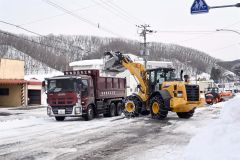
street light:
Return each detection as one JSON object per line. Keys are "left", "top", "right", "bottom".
{"left": 216, "top": 29, "right": 240, "bottom": 78}
{"left": 216, "top": 29, "right": 240, "bottom": 35}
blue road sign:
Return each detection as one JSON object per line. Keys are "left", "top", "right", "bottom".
{"left": 191, "top": 0, "right": 209, "bottom": 14}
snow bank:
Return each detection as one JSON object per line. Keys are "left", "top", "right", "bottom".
{"left": 184, "top": 94, "right": 240, "bottom": 160}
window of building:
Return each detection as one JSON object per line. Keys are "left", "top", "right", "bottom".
{"left": 0, "top": 88, "right": 9, "bottom": 96}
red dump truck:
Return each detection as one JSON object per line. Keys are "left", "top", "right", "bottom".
{"left": 45, "top": 70, "right": 126, "bottom": 121}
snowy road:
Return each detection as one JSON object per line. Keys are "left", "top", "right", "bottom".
{"left": 0, "top": 104, "right": 221, "bottom": 160}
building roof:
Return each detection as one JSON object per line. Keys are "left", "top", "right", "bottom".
{"left": 0, "top": 79, "right": 43, "bottom": 85}
{"left": 0, "top": 79, "right": 27, "bottom": 85}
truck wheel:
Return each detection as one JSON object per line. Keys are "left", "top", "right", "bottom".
{"left": 124, "top": 96, "right": 142, "bottom": 117}
{"left": 116, "top": 102, "right": 123, "bottom": 116}
{"left": 84, "top": 105, "right": 94, "bottom": 121}
{"left": 149, "top": 95, "right": 168, "bottom": 120}
{"left": 103, "top": 103, "right": 116, "bottom": 117}
{"left": 55, "top": 116, "right": 65, "bottom": 121}
{"left": 109, "top": 103, "right": 116, "bottom": 117}
{"left": 177, "top": 109, "right": 195, "bottom": 119}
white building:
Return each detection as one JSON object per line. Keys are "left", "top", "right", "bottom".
{"left": 69, "top": 54, "right": 173, "bottom": 95}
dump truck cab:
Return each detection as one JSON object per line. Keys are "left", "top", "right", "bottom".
{"left": 45, "top": 74, "right": 94, "bottom": 120}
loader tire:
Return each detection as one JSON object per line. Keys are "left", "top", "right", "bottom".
{"left": 150, "top": 95, "right": 168, "bottom": 120}
{"left": 124, "top": 96, "right": 142, "bottom": 118}
{"left": 177, "top": 109, "right": 195, "bottom": 119}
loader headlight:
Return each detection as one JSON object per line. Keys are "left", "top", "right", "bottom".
{"left": 177, "top": 91, "right": 183, "bottom": 97}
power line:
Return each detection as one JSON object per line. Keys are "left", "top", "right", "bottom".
{"left": 103, "top": 0, "right": 145, "bottom": 24}
{"left": 91, "top": 0, "right": 136, "bottom": 26}
{"left": 43, "top": 0, "right": 122, "bottom": 37}
{"left": 0, "top": 19, "right": 85, "bottom": 53}
{"left": 97, "top": 0, "right": 139, "bottom": 25}
{"left": 0, "top": 30, "right": 75, "bottom": 54}
{"left": 19, "top": 3, "right": 99, "bottom": 26}
{"left": 155, "top": 30, "right": 216, "bottom": 34}
{"left": 211, "top": 42, "right": 240, "bottom": 52}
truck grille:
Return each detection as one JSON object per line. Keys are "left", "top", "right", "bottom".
{"left": 50, "top": 97, "right": 75, "bottom": 105}
{"left": 52, "top": 106, "right": 73, "bottom": 114}
{"left": 185, "top": 85, "right": 199, "bottom": 101}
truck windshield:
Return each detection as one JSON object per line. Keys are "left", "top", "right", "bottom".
{"left": 47, "top": 79, "right": 75, "bottom": 93}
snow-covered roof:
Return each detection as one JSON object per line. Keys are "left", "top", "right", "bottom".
{"left": 69, "top": 59, "right": 103, "bottom": 67}
{"left": 24, "top": 72, "right": 63, "bottom": 81}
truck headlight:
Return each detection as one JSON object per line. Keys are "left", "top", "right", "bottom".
{"left": 75, "top": 107, "right": 81, "bottom": 114}
{"left": 177, "top": 91, "right": 183, "bottom": 97}
{"left": 47, "top": 107, "right": 51, "bottom": 115}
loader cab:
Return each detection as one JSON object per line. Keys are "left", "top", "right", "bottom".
{"left": 148, "top": 67, "right": 176, "bottom": 93}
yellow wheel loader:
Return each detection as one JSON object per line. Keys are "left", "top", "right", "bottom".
{"left": 104, "top": 51, "right": 204, "bottom": 119}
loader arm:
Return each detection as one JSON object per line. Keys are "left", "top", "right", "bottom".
{"left": 104, "top": 51, "right": 148, "bottom": 102}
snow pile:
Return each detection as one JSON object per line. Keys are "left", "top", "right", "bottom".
{"left": 184, "top": 94, "right": 240, "bottom": 160}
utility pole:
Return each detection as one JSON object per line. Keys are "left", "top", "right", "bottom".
{"left": 137, "top": 24, "right": 156, "bottom": 68}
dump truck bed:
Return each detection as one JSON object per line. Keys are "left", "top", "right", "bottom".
{"left": 64, "top": 70, "right": 126, "bottom": 99}
{"left": 95, "top": 77, "right": 126, "bottom": 99}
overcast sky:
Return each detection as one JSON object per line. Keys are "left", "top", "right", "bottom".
{"left": 0, "top": 0, "right": 240, "bottom": 61}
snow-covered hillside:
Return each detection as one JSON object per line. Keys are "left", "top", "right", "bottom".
{"left": 1, "top": 46, "right": 60, "bottom": 75}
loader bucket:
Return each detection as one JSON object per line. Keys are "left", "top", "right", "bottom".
{"left": 103, "top": 52, "right": 125, "bottom": 72}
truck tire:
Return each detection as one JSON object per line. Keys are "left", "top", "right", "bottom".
{"left": 149, "top": 95, "right": 168, "bottom": 120}
{"left": 103, "top": 103, "right": 116, "bottom": 117}
{"left": 176, "top": 109, "right": 195, "bottom": 119}
{"left": 109, "top": 103, "right": 116, "bottom": 117}
{"left": 84, "top": 105, "right": 94, "bottom": 121}
{"left": 55, "top": 116, "right": 65, "bottom": 121}
{"left": 116, "top": 102, "right": 123, "bottom": 116}
{"left": 124, "top": 96, "right": 142, "bottom": 117}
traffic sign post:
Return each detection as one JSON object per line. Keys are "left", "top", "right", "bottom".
{"left": 191, "top": 0, "right": 240, "bottom": 14}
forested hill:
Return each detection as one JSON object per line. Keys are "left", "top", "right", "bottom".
{"left": 0, "top": 30, "right": 223, "bottom": 75}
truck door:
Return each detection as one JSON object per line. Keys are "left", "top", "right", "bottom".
{"left": 81, "top": 79, "right": 95, "bottom": 107}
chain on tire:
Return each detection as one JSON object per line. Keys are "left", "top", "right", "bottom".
{"left": 123, "top": 96, "right": 141, "bottom": 118}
